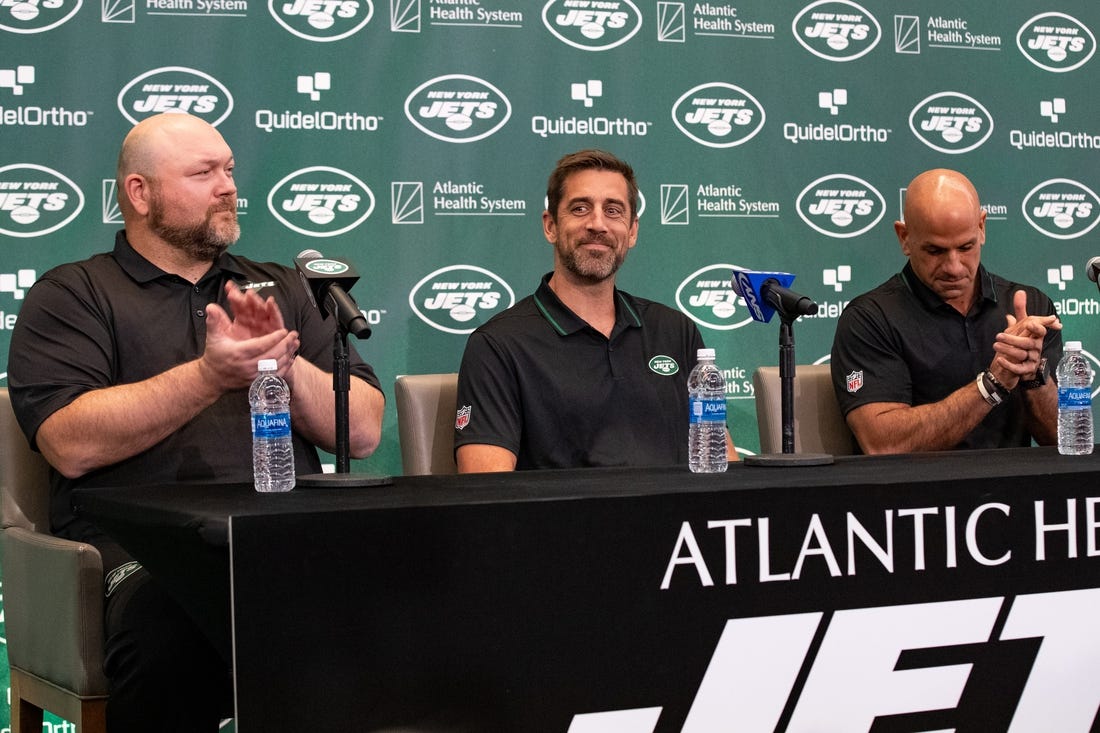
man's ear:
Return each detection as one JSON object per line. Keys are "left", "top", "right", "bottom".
{"left": 894, "top": 220, "right": 909, "bottom": 256}
{"left": 124, "top": 174, "right": 151, "bottom": 217}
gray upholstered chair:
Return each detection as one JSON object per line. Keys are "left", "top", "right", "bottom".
{"left": 752, "top": 364, "right": 856, "bottom": 456}
{"left": 394, "top": 373, "right": 459, "bottom": 475}
{"left": 0, "top": 388, "right": 108, "bottom": 733}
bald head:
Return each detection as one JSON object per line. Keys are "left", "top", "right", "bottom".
{"left": 895, "top": 169, "right": 987, "bottom": 312}
{"left": 117, "top": 113, "right": 224, "bottom": 187}
{"left": 902, "top": 168, "right": 982, "bottom": 229}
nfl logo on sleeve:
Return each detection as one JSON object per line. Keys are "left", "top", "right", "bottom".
{"left": 846, "top": 370, "right": 864, "bottom": 393}
{"left": 455, "top": 405, "right": 472, "bottom": 430}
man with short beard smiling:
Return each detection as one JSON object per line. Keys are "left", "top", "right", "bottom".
{"left": 8, "top": 112, "right": 385, "bottom": 732}
{"left": 455, "top": 149, "right": 737, "bottom": 473}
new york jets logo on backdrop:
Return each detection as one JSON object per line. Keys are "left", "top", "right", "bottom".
{"left": 267, "top": 166, "right": 375, "bottom": 237}
{"left": 0, "top": 163, "right": 84, "bottom": 238}
{"left": 405, "top": 74, "right": 512, "bottom": 143}
{"left": 908, "top": 92, "right": 994, "bottom": 154}
{"left": 0, "top": 0, "right": 81, "bottom": 32}
{"left": 796, "top": 174, "right": 885, "bottom": 239}
{"left": 675, "top": 264, "right": 754, "bottom": 331}
{"left": 541, "top": 0, "right": 642, "bottom": 51}
{"left": 270, "top": 0, "right": 374, "bottom": 41}
{"left": 792, "top": 0, "right": 881, "bottom": 62}
{"left": 671, "top": 82, "right": 766, "bottom": 149}
{"left": 1021, "top": 179, "right": 1100, "bottom": 240}
{"left": 1016, "top": 12, "right": 1096, "bottom": 73}
{"left": 409, "top": 265, "right": 515, "bottom": 334}
{"left": 117, "top": 67, "right": 234, "bottom": 126}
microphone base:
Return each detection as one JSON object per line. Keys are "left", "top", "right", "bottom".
{"left": 743, "top": 452, "right": 834, "bottom": 467}
{"left": 295, "top": 472, "right": 394, "bottom": 488}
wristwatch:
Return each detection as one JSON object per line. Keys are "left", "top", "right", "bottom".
{"left": 1019, "top": 358, "right": 1048, "bottom": 391}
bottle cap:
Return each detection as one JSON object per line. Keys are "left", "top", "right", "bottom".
{"left": 697, "top": 347, "right": 715, "bottom": 360}
{"left": 1066, "top": 341, "right": 1083, "bottom": 351}
{"left": 257, "top": 358, "right": 278, "bottom": 372}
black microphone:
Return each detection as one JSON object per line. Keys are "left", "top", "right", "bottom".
{"left": 295, "top": 249, "right": 372, "bottom": 339}
{"left": 730, "top": 269, "right": 819, "bottom": 323}
{"left": 1086, "top": 256, "right": 1100, "bottom": 284}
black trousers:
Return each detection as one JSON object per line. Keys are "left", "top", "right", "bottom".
{"left": 103, "top": 564, "right": 233, "bottom": 732}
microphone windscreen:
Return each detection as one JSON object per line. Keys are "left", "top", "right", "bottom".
{"left": 1086, "top": 256, "right": 1100, "bottom": 283}
{"left": 297, "top": 248, "right": 323, "bottom": 261}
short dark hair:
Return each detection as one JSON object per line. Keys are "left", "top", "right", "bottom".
{"left": 546, "top": 149, "right": 638, "bottom": 223}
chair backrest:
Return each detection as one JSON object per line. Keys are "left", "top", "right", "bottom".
{"left": 0, "top": 388, "right": 51, "bottom": 532}
{"left": 394, "top": 373, "right": 459, "bottom": 475}
{"left": 752, "top": 365, "right": 855, "bottom": 456}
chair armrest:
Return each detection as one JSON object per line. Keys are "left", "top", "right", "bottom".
{"left": 1, "top": 526, "right": 108, "bottom": 695}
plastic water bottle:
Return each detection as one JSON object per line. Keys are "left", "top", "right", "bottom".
{"left": 1057, "top": 341, "right": 1094, "bottom": 456}
{"left": 688, "top": 348, "right": 728, "bottom": 473}
{"left": 249, "top": 359, "right": 296, "bottom": 491}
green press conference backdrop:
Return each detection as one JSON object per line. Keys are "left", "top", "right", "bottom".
{"left": 3, "top": 0, "right": 1100, "bottom": 728}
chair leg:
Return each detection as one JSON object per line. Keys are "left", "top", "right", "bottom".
{"left": 78, "top": 698, "right": 108, "bottom": 733}
{"left": 10, "top": 674, "right": 44, "bottom": 733}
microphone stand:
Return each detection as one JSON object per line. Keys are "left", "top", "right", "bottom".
{"left": 744, "top": 311, "right": 833, "bottom": 467}
{"left": 296, "top": 314, "right": 393, "bottom": 488}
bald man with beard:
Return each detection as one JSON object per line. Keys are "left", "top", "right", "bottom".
{"left": 8, "top": 112, "right": 385, "bottom": 731}
{"left": 830, "top": 168, "right": 1061, "bottom": 454}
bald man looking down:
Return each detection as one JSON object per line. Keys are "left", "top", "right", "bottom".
{"left": 830, "top": 168, "right": 1061, "bottom": 454}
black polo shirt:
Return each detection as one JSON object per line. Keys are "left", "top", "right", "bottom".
{"left": 8, "top": 230, "right": 381, "bottom": 568}
{"left": 830, "top": 262, "right": 1061, "bottom": 450}
{"left": 455, "top": 272, "right": 707, "bottom": 469}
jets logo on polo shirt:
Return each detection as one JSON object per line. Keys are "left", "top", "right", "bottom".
{"left": 649, "top": 355, "right": 679, "bottom": 376}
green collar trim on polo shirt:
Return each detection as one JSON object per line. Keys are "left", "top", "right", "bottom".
{"left": 532, "top": 292, "right": 569, "bottom": 336}
{"left": 532, "top": 280, "right": 645, "bottom": 337}
{"left": 616, "top": 290, "right": 643, "bottom": 327}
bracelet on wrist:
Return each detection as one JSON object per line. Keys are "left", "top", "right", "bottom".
{"left": 976, "top": 371, "right": 1004, "bottom": 407}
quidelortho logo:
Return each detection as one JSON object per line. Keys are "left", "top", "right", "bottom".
{"left": 0, "top": 0, "right": 81, "bottom": 32}
{"left": 792, "top": 0, "right": 880, "bottom": 61}
{"left": 0, "top": 65, "right": 93, "bottom": 128}
{"left": 1017, "top": 12, "right": 1096, "bottom": 73}
{"left": 117, "top": 67, "right": 233, "bottom": 126}
{"left": 796, "top": 174, "right": 885, "bottom": 238}
{"left": 541, "top": 0, "right": 642, "bottom": 51}
{"left": 908, "top": 92, "right": 993, "bottom": 154}
{"left": 675, "top": 264, "right": 754, "bottom": 331}
{"left": 269, "top": 0, "right": 373, "bottom": 40}
{"left": 1021, "top": 179, "right": 1100, "bottom": 240}
{"left": 0, "top": 164, "right": 84, "bottom": 238}
{"left": 267, "top": 166, "right": 375, "bottom": 237}
{"left": 532, "top": 79, "right": 651, "bottom": 139}
{"left": 672, "top": 82, "right": 765, "bottom": 148}
{"left": 405, "top": 74, "right": 511, "bottom": 143}
{"left": 408, "top": 265, "right": 515, "bottom": 334}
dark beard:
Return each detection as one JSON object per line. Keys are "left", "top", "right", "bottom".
{"left": 149, "top": 198, "right": 239, "bottom": 262}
